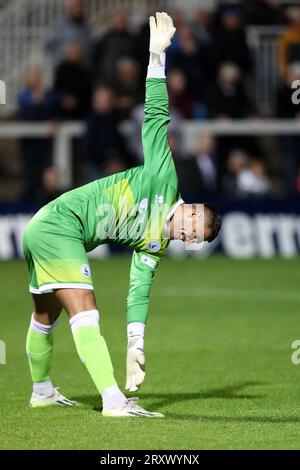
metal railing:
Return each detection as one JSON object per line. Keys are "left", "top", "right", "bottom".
{"left": 247, "top": 26, "right": 284, "bottom": 116}
{"left": 0, "top": 119, "right": 299, "bottom": 189}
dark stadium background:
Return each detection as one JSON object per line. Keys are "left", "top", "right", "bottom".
{"left": 1, "top": 0, "right": 300, "bottom": 451}
{"left": 0, "top": 0, "right": 300, "bottom": 260}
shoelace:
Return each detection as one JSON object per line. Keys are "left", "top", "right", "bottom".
{"left": 123, "top": 397, "right": 139, "bottom": 410}
{"left": 53, "top": 387, "right": 77, "bottom": 404}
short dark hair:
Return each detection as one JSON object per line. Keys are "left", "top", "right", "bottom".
{"left": 203, "top": 203, "right": 222, "bottom": 243}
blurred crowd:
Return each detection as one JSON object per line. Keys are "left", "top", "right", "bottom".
{"left": 15, "top": 0, "right": 300, "bottom": 203}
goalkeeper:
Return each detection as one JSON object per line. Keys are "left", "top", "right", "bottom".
{"left": 23, "top": 12, "right": 222, "bottom": 418}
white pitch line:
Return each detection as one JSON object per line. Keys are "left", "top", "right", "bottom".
{"left": 162, "top": 287, "right": 300, "bottom": 303}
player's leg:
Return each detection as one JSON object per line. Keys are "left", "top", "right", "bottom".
{"left": 23, "top": 210, "right": 162, "bottom": 416}
{"left": 54, "top": 288, "right": 163, "bottom": 417}
{"left": 26, "top": 293, "right": 77, "bottom": 407}
{"left": 26, "top": 293, "right": 60, "bottom": 398}
{"left": 54, "top": 288, "right": 127, "bottom": 412}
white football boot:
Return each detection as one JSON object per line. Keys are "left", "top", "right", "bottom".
{"left": 30, "top": 388, "right": 78, "bottom": 408}
{"left": 102, "top": 397, "right": 164, "bottom": 418}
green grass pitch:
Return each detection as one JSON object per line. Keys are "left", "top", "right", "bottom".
{"left": 1, "top": 256, "right": 300, "bottom": 450}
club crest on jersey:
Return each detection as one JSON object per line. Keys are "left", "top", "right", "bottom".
{"left": 138, "top": 198, "right": 148, "bottom": 213}
{"left": 147, "top": 241, "right": 161, "bottom": 252}
{"left": 80, "top": 264, "right": 91, "bottom": 278}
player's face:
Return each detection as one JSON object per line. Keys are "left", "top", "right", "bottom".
{"left": 173, "top": 204, "right": 207, "bottom": 245}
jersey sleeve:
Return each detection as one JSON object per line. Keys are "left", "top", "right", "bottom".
{"left": 142, "top": 78, "right": 176, "bottom": 181}
{"left": 127, "top": 250, "right": 161, "bottom": 325}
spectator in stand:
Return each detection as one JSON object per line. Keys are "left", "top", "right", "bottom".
{"left": 112, "top": 57, "right": 144, "bottom": 119}
{"left": 18, "top": 65, "right": 58, "bottom": 201}
{"left": 277, "top": 6, "right": 300, "bottom": 80}
{"left": 192, "top": 7, "right": 215, "bottom": 46}
{"left": 206, "top": 63, "right": 254, "bottom": 119}
{"left": 175, "top": 132, "right": 217, "bottom": 200}
{"left": 222, "top": 149, "right": 248, "bottom": 197}
{"left": 54, "top": 41, "right": 92, "bottom": 120}
{"left": 168, "top": 69, "right": 195, "bottom": 119}
{"left": 212, "top": 5, "right": 251, "bottom": 74}
{"left": 192, "top": 132, "right": 217, "bottom": 195}
{"left": 45, "top": 0, "right": 91, "bottom": 65}
{"left": 243, "top": 0, "right": 284, "bottom": 26}
{"left": 36, "top": 166, "right": 63, "bottom": 205}
{"left": 92, "top": 9, "right": 136, "bottom": 82}
{"left": 167, "top": 25, "right": 213, "bottom": 100}
{"left": 85, "top": 86, "right": 128, "bottom": 180}
{"left": 276, "top": 62, "right": 300, "bottom": 195}
{"left": 206, "top": 62, "right": 258, "bottom": 183}
{"left": 237, "top": 158, "right": 271, "bottom": 197}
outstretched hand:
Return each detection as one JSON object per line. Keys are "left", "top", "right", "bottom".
{"left": 149, "top": 12, "right": 176, "bottom": 55}
{"left": 126, "top": 336, "right": 146, "bottom": 392}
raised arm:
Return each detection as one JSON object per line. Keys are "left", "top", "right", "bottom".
{"left": 125, "top": 13, "right": 176, "bottom": 393}
{"left": 142, "top": 12, "right": 176, "bottom": 177}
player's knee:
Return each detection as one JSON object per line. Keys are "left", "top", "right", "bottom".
{"left": 69, "top": 310, "right": 100, "bottom": 333}
{"left": 54, "top": 288, "right": 96, "bottom": 317}
{"left": 29, "top": 313, "right": 60, "bottom": 335}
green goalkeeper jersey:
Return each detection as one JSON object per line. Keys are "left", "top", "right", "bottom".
{"left": 41, "top": 79, "right": 181, "bottom": 323}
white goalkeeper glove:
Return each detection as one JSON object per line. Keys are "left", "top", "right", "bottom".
{"left": 148, "top": 12, "right": 176, "bottom": 69}
{"left": 126, "top": 330, "right": 145, "bottom": 392}
{"left": 149, "top": 12, "right": 176, "bottom": 55}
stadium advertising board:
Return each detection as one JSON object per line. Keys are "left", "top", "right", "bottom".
{"left": 0, "top": 200, "right": 299, "bottom": 259}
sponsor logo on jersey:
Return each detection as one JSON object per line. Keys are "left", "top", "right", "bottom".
{"left": 147, "top": 241, "right": 161, "bottom": 252}
{"left": 140, "top": 255, "right": 157, "bottom": 269}
{"left": 80, "top": 264, "right": 91, "bottom": 278}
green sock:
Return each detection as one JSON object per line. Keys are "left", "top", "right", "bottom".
{"left": 71, "top": 325, "right": 117, "bottom": 392}
{"left": 26, "top": 329, "right": 53, "bottom": 383}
